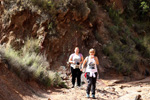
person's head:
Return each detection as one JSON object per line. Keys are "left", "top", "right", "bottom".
{"left": 89, "top": 48, "right": 95, "bottom": 56}
{"left": 74, "top": 47, "right": 79, "bottom": 54}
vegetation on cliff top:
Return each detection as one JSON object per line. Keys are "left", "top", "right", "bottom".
{"left": 101, "top": 0, "right": 150, "bottom": 75}
{"left": 2, "top": 0, "right": 150, "bottom": 76}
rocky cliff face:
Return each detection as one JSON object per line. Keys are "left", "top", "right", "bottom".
{"left": 0, "top": 0, "right": 111, "bottom": 70}
{"left": 0, "top": 0, "right": 149, "bottom": 79}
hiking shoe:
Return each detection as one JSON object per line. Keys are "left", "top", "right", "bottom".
{"left": 77, "top": 86, "right": 81, "bottom": 89}
{"left": 86, "top": 94, "right": 90, "bottom": 98}
{"left": 71, "top": 85, "right": 74, "bottom": 88}
{"left": 92, "top": 95, "right": 96, "bottom": 99}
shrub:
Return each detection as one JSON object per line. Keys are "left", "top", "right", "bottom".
{"left": 140, "top": 1, "right": 149, "bottom": 13}
{"left": 30, "top": 0, "right": 69, "bottom": 15}
{"left": 134, "top": 36, "right": 150, "bottom": 58}
{"left": 107, "top": 25, "right": 119, "bottom": 38}
{"left": 71, "top": 0, "right": 90, "bottom": 21}
{"left": 102, "top": 40, "right": 138, "bottom": 75}
{"left": 87, "top": 0, "right": 99, "bottom": 22}
{"left": 30, "top": 0, "right": 55, "bottom": 11}
{"left": 123, "top": 0, "right": 150, "bottom": 21}
{"left": 0, "top": 38, "right": 66, "bottom": 87}
{"left": 22, "top": 38, "right": 41, "bottom": 54}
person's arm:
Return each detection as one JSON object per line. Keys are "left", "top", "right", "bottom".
{"left": 81, "top": 57, "right": 87, "bottom": 71}
{"left": 69, "top": 54, "right": 75, "bottom": 64}
{"left": 95, "top": 56, "right": 99, "bottom": 65}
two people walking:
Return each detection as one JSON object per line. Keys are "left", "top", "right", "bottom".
{"left": 69, "top": 47, "right": 100, "bottom": 99}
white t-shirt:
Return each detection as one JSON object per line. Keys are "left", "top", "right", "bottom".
{"left": 86, "top": 57, "right": 97, "bottom": 73}
{"left": 69, "top": 53, "right": 82, "bottom": 69}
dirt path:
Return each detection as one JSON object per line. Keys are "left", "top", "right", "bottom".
{"left": 49, "top": 76, "right": 150, "bottom": 100}
{"left": 1, "top": 60, "right": 150, "bottom": 100}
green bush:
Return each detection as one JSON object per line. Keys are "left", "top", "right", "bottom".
{"left": 0, "top": 38, "right": 66, "bottom": 87}
{"left": 123, "top": 0, "right": 150, "bottom": 21}
{"left": 22, "top": 38, "right": 40, "bottom": 54}
{"left": 30, "top": 0, "right": 69, "bottom": 14}
{"left": 140, "top": 1, "right": 149, "bottom": 13}
{"left": 104, "top": 3, "right": 123, "bottom": 25}
{"left": 102, "top": 40, "right": 138, "bottom": 75}
{"left": 107, "top": 25, "right": 119, "bottom": 38}
{"left": 30, "top": 0, "right": 55, "bottom": 11}
{"left": 71, "top": 0, "right": 90, "bottom": 21}
{"left": 134, "top": 36, "right": 150, "bottom": 58}
{"left": 87, "top": 0, "right": 99, "bottom": 22}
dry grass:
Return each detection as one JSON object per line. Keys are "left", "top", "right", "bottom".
{"left": 0, "top": 38, "right": 66, "bottom": 87}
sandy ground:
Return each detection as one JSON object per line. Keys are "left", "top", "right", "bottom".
{"left": 1, "top": 63, "right": 150, "bottom": 100}
{"left": 49, "top": 76, "right": 150, "bottom": 100}
{"left": 0, "top": 62, "right": 51, "bottom": 100}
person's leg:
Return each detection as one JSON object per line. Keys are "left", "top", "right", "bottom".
{"left": 77, "top": 68, "right": 81, "bottom": 86}
{"left": 86, "top": 72, "right": 92, "bottom": 96}
{"left": 91, "top": 73, "right": 97, "bottom": 98}
{"left": 71, "top": 67, "right": 75, "bottom": 87}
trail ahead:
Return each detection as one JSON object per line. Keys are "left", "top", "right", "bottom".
{"left": 1, "top": 60, "right": 150, "bottom": 100}
{"left": 50, "top": 75, "right": 150, "bottom": 100}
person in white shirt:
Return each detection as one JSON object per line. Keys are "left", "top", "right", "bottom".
{"left": 81, "top": 48, "right": 99, "bottom": 99}
{"left": 69, "top": 47, "right": 84, "bottom": 88}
